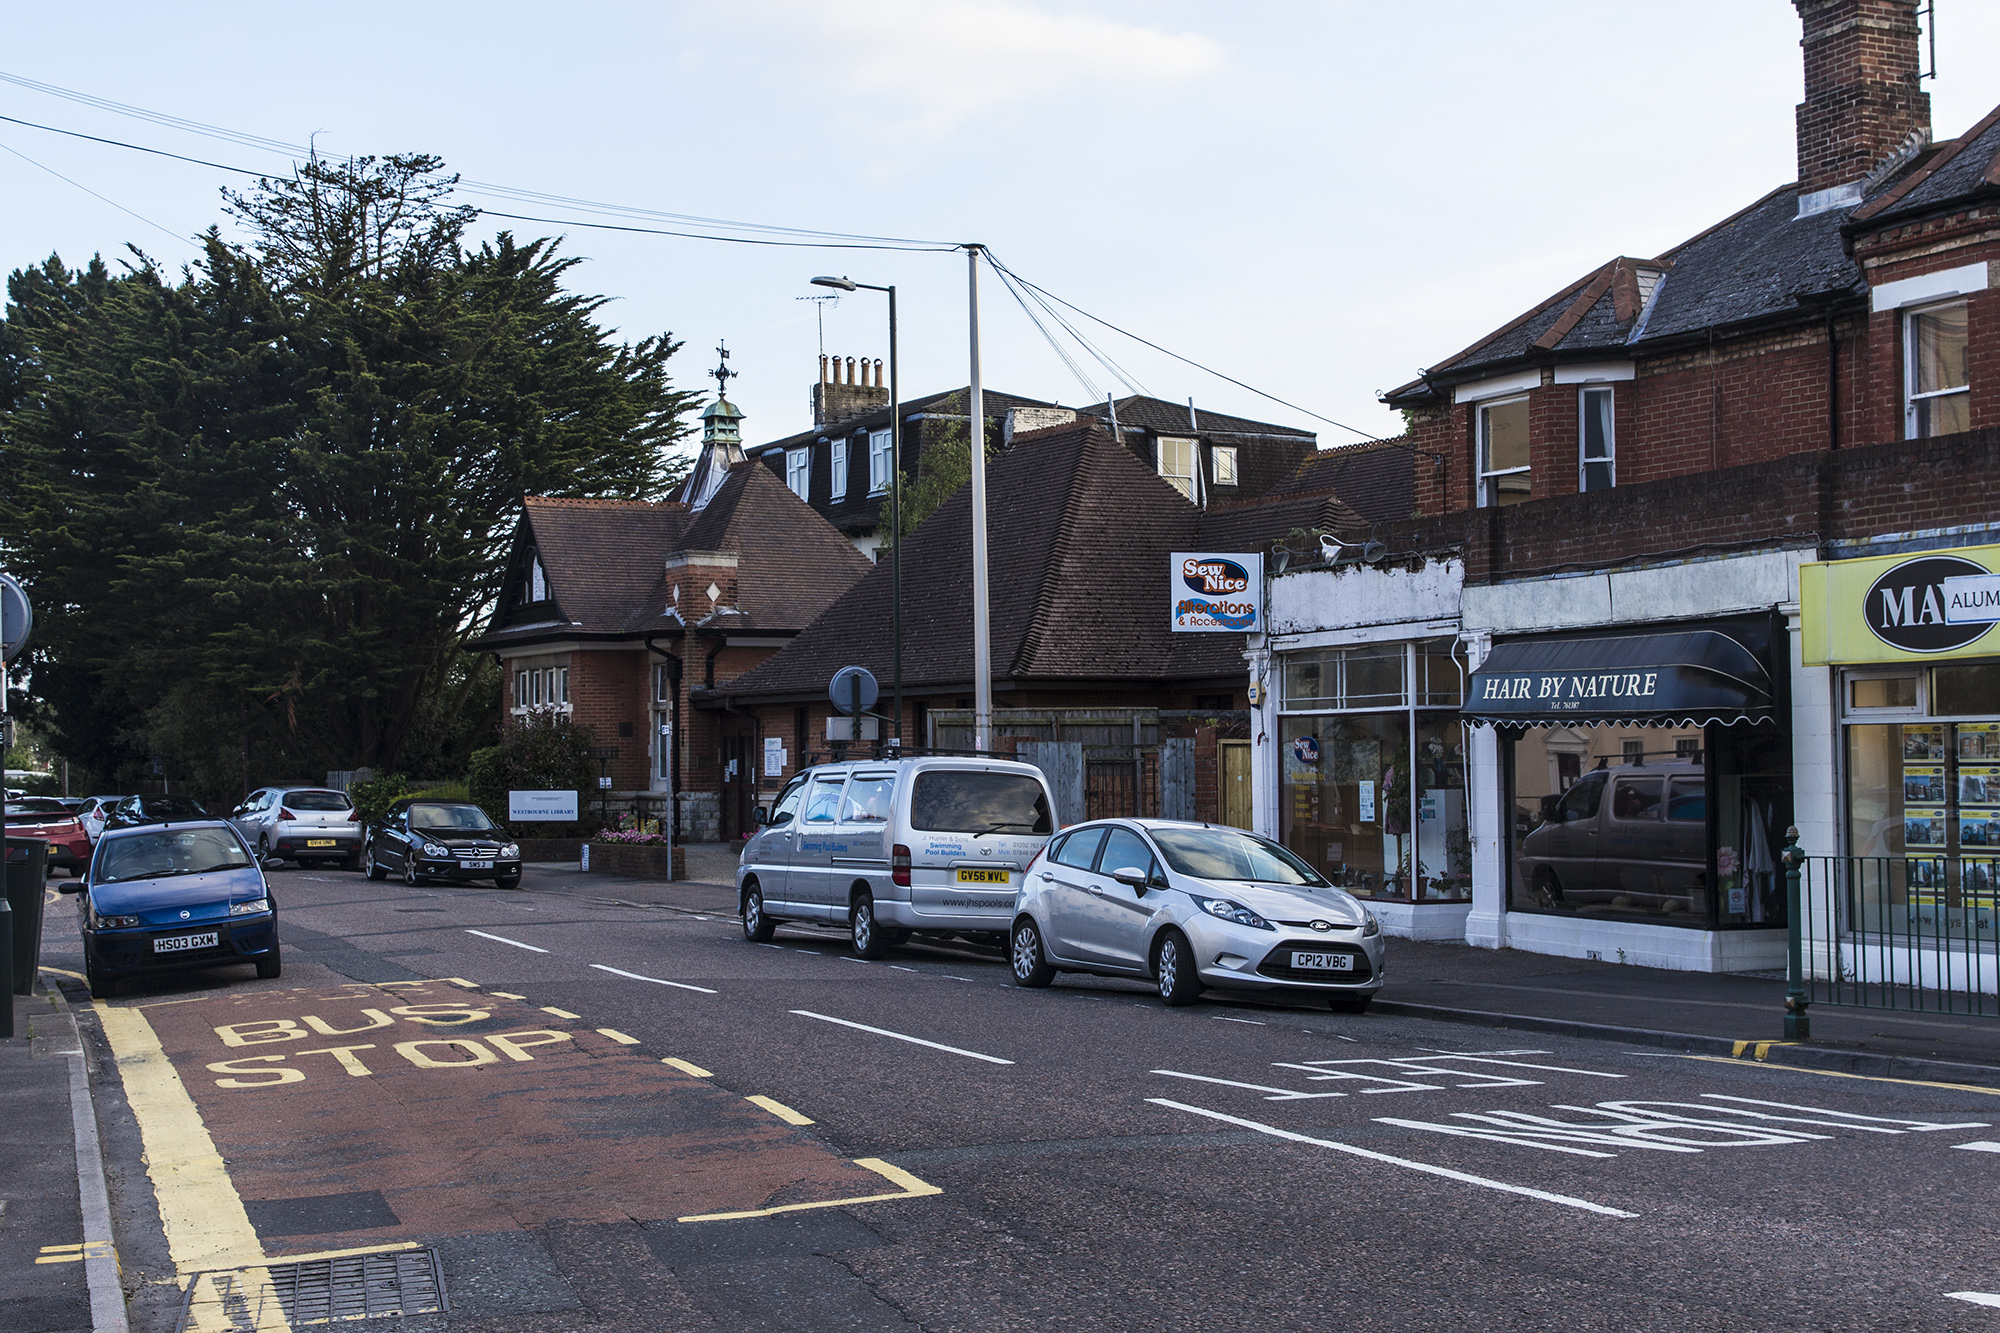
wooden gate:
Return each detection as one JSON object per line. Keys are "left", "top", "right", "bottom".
{"left": 1220, "top": 740, "right": 1252, "bottom": 829}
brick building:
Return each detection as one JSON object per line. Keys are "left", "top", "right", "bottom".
{"left": 1249, "top": 0, "right": 1998, "bottom": 971}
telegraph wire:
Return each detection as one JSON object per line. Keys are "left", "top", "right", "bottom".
{"left": 0, "top": 138, "right": 199, "bottom": 251}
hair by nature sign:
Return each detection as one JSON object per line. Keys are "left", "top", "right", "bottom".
{"left": 1801, "top": 542, "right": 2000, "bottom": 665}
{"left": 1172, "top": 553, "right": 1263, "bottom": 633}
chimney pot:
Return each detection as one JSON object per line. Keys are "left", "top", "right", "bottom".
{"left": 820, "top": 354, "right": 829, "bottom": 385}
{"left": 845, "top": 356, "right": 856, "bottom": 385}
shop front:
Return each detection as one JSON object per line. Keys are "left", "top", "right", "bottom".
{"left": 1465, "top": 614, "right": 1794, "bottom": 972}
{"left": 1801, "top": 543, "right": 2000, "bottom": 988}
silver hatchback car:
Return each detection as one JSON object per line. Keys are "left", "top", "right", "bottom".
{"left": 229, "top": 786, "right": 362, "bottom": 869}
{"left": 1009, "top": 818, "right": 1386, "bottom": 1012}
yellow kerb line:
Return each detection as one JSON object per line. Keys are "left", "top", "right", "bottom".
{"left": 677, "top": 1157, "right": 942, "bottom": 1223}
{"left": 746, "top": 1095, "right": 814, "bottom": 1125}
{"left": 1677, "top": 1053, "right": 2000, "bottom": 1096}
{"left": 37, "top": 1241, "right": 114, "bottom": 1264}
{"left": 663, "top": 1058, "right": 712, "bottom": 1077}
{"left": 1731, "top": 1040, "right": 1799, "bottom": 1059}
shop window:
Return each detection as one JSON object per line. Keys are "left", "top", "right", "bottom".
{"left": 1506, "top": 721, "right": 1787, "bottom": 928}
{"left": 1158, "top": 437, "right": 1197, "bottom": 499}
{"left": 829, "top": 437, "right": 848, "bottom": 500}
{"left": 1850, "top": 676, "right": 1918, "bottom": 710}
{"left": 1213, "top": 446, "right": 1239, "bottom": 486}
{"left": 1579, "top": 386, "right": 1614, "bottom": 491}
{"left": 1477, "top": 397, "right": 1530, "bottom": 507}
{"left": 1906, "top": 302, "right": 1970, "bottom": 439}
{"left": 1933, "top": 664, "right": 2000, "bottom": 717}
{"left": 786, "top": 448, "right": 811, "bottom": 501}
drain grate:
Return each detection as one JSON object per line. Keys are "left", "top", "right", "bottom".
{"left": 274, "top": 1248, "right": 448, "bottom": 1324}
{"left": 179, "top": 1248, "right": 448, "bottom": 1330}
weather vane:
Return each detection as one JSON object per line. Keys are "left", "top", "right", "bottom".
{"left": 711, "top": 341, "right": 736, "bottom": 399}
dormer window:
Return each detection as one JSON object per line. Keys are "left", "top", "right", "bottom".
{"left": 524, "top": 554, "right": 549, "bottom": 604}
{"left": 868, "top": 429, "right": 892, "bottom": 494}
{"left": 1158, "top": 436, "right": 1197, "bottom": 499}
{"left": 786, "top": 447, "right": 811, "bottom": 501}
{"left": 829, "top": 436, "right": 848, "bottom": 500}
{"left": 1212, "top": 446, "right": 1239, "bottom": 486}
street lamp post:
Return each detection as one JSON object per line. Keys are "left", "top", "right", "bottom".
{"left": 810, "top": 276, "right": 902, "bottom": 749}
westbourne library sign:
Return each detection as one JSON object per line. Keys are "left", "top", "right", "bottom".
{"left": 1171, "top": 553, "right": 1264, "bottom": 633}
{"left": 1801, "top": 542, "right": 2000, "bottom": 664}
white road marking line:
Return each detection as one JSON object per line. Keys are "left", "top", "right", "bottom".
{"left": 1214, "top": 1016, "right": 1266, "bottom": 1026}
{"left": 1148, "top": 1098, "right": 1638, "bottom": 1219}
{"left": 589, "top": 962, "right": 719, "bottom": 995}
{"left": 465, "top": 929, "right": 547, "bottom": 953}
{"left": 1947, "top": 1292, "right": 2000, "bottom": 1308}
{"left": 1370, "top": 1117, "right": 1619, "bottom": 1159}
{"left": 791, "top": 1010, "right": 1014, "bottom": 1065}
{"left": 1415, "top": 1054, "right": 1626, "bottom": 1079}
{"left": 890, "top": 965, "right": 919, "bottom": 973}
{"left": 1953, "top": 1141, "right": 2000, "bottom": 1153}
{"left": 839, "top": 956, "right": 870, "bottom": 964}
{"left": 757, "top": 943, "right": 784, "bottom": 950}
{"left": 944, "top": 976, "right": 974, "bottom": 982}
{"left": 1334, "top": 1034, "right": 1359, "bottom": 1042}
{"left": 1153, "top": 1069, "right": 1347, "bottom": 1100}
{"left": 1699, "top": 1094, "right": 1988, "bottom": 1132}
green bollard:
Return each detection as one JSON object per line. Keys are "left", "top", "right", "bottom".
{"left": 2, "top": 838, "right": 47, "bottom": 996}
{"left": 1782, "top": 826, "right": 1809, "bottom": 1041}
{"left": 0, "top": 897, "right": 13, "bottom": 1038}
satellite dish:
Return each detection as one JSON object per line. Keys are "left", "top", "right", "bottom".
{"left": 829, "top": 666, "right": 879, "bottom": 716}
{"left": 0, "top": 573, "right": 31, "bottom": 663}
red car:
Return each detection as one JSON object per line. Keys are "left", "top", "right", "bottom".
{"left": 5, "top": 797, "right": 94, "bottom": 877}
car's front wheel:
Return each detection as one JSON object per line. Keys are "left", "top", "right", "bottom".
{"left": 852, "top": 891, "right": 890, "bottom": 959}
{"left": 1010, "top": 918, "right": 1057, "bottom": 987}
{"left": 742, "top": 884, "right": 775, "bottom": 942}
{"left": 364, "top": 841, "right": 387, "bottom": 882}
{"left": 1154, "top": 929, "right": 1201, "bottom": 1006}
{"left": 256, "top": 950, "right": 283, "bottom": 980}
{"left": 85, "top": 951, "right": 112, "bottom": 1000}
{"left": 494, "top": 872, "right": 521, "bottom": 890}
{"left": 404, "top": 860, "right": 424, "bottom": 888}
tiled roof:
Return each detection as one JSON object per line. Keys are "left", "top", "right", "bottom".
{"left": 752, "top": 386, "right": 1060, "bottom": 455}
{"left": 1264, "top": 442, "right": 1416, "bottom": 525}
{"left": 1075, "top": 396, "right": 1316, "bottom": 440}
{"left": 1854, "top": 103, "right": 2000, "bottom": 223}
{"left": 717, "top": 423, "right": 1324, "bottom": 700}
{"left": 516, "top": 497, "right": 689, "bottom": 635}
{"left": 668, "top": 463, "right": 872, "bottom": 629}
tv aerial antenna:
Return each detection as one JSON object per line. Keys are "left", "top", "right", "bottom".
{"left": 796, "top": 293, "right": 840, "bottom": 358}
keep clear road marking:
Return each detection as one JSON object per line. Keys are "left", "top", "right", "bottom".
{"left": 590, "top": 962, "right": 719, "bottom": 995}
{"left": 1947, "top": 1293, "right": 2000, "bottom": 1309}
{"left": 791, "top": 1010, "right": 1015, "bottom": 1065}
{"left": 1148, "top": 1098, "right": 1640, "bottom": 1219}
{"left": 465, "top": 929, "right": 547, "bottom": 953}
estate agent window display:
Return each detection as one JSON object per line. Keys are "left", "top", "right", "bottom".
{"left": 1468, "top": 617, "right": 1793, "bottom": 932}
{"left": 1278, "top": 637, "right": 1472, "bottom": 905}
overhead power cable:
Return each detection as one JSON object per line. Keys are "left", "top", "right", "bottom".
{"left": 0, "top": 137, "right": 197, "bottom": 251}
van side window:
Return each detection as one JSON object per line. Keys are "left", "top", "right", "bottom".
{"left": 1052, "top": 827, "right": 1106, "bottom": 870}
{"left": 1558, "top": 773, "right": 1606, "bottom": 822}
{"left": 768, "top": 777, "right": 806, "bottom": 826}
{"left": 841, "top": 775, "right": 896, "bottom": 822}
{"left": 1667, "top": 778, "right": 1705, "bottom": 823}
{"left": 802, "top": 775, "right": 847, "bottom": 824}
{"left": 1611, "top": 777, "right": 1662, "bottom": 820}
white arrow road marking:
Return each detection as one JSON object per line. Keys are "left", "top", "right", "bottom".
{"left": 465, "top": 929, "right": 546, "bottom": 953}
{"left": 1953, "top": 1142, "right": 2000, "bottom": 1153}
{"left": 1148, "top": 1098, "right": 1638, "bottom": 1219}
{"left": 1946, "top": 1292, "right": 2000, "bottom": 1308}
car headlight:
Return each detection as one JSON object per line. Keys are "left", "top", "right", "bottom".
{"left": 96, "top": 912, "right": 142, "bottom": 928}
{"left": 500, "top": 843, "right": 520, "bottom": 859}
{"left": 1361, "top": 909, "right": 1380, "bottom": 937}
{"left": 422, "top": 842, "right": 449, "bottom": 858}
{"left": 230, "top": 898, "right": 272, "bottom": 916}
{"left": 1190, "top": 896, "right": 1273, "bottom": 930}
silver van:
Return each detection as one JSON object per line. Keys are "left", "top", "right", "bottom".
{"left": 738, "top": 756, "right": 1058, "bottom": 957}
{"left": 1517, "top": 760, "right": 1708, "bottom": 915}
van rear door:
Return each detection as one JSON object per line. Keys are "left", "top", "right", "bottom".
{"left": 905, "top": 768, "right": 1053, "bottom": 923}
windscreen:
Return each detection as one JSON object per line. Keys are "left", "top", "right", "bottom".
{"left": 285, "top": 790, "right": 353, "bottom": 811}
{"left": 7, "top": 799, "right": 71, "bottom": 817}
{"left": 146, "top": 798, "right": 209, "bottom": 818}
{"left": 1150, "top": 826, "right": 1327, "bottom": 886}
{"left": 410, "top": 803, "right": 498, "bottom": 833}
{"left": 98, "top": 828, "right": 252, "bottom": 883}
{"left": 910, "top": 771, "right": 1052, "bottom": 834}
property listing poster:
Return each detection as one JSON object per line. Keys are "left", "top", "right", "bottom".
{"left": 1904, "top": 725, "right": 1949, "bottom": 849}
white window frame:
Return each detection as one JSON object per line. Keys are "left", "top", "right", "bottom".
{"left": 557, "top": 666, "right": 570, "bottom": 706}
{"left": 1157, "top": 436, "right": 1197, "bottom": 498}
{"left": 1578, "top": 385, "right": 1614, "bottom": 492}
{"left": 1477, "top": 395, "right": 1531, "bottom": 508}
{"left": 1212, "top": 445, "right": 1239, "bottom": 486}
{"left": 526, "top": 555, "right": 548, "bottom": 604}
{"left": 1905, "top": 299, "right": 1971, "bottom": 440}
{"left": 829, "top": 436, "right": 848, "bottom": 500}
{"left": 515, "top": 670, "right": 529, "bottom": 709}
{"left": 868, "top": 429, "right": 892, "bottom": 495}
{"left": 785, "top": 447, "right": 811, "bottom": 501}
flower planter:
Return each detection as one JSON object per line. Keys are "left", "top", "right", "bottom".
{"left": 516, "top": 838, "right": 584, "bottom": 863}
{"left": 583, "top": 842, "right": 686, "bottom": 881}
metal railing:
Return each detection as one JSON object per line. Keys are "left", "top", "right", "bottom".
{"left": 1790, "top": 844, "right": 2000, "bottom": 1023}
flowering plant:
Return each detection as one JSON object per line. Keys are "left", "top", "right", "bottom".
{"left": 593, "top": 829, "right": 669, "bottom": 846}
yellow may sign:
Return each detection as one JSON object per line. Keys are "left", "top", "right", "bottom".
{"left": 1800, "top": 542, "right": 2000, "bottom": 665}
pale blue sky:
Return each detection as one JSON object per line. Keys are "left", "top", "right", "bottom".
{"left": 3, "top": 2, "right": 1996, "bottom": 454}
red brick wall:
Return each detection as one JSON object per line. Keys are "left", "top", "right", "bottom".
{"left": 1794, "top": 0, "right": 1928, "bottom": 196}
{"left": 567, "top": 650, "right": 650, "bottom": 790}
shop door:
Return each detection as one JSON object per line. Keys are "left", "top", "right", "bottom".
{"left": 1221, "top": 741, "right": 1252, "bottom": 829}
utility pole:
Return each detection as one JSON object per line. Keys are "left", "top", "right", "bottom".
{"left": 967, "top": 245, "right": 992, "bottom": 752}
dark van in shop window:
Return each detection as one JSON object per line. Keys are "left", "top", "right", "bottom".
{"left": 1518, "top": 761, "right": 1707, "bottom": 915}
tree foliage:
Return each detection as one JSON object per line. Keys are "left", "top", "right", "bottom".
{"left": 0, "top": 155, "right": 698, "bottom": 806}
{"left": 466, "top": 710, "right": 599, "bottom": 837}
{"left": 882, "top": 394, "right": 996, "bottom": 549}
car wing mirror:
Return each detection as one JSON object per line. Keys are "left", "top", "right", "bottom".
{"left": 58, "top": 878, "right": 85, "bottom": 894}
{"left": 263, "top": 856, "right": 285, "bottom": 870}
{"left": 752, "top": 806, "right": 769, "bottom": 827}
{"left": 1111, "top": 866, "right": 1149, "bottom": 890}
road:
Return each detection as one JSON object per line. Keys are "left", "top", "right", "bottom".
{"left": 24, "top": 861, "right": 2000, "bottom": 1332}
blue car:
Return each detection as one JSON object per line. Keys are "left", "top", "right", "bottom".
{"left": 63, "top": 820, "right": 282, "bottom": 999}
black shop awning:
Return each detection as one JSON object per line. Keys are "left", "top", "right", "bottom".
{"left": 1463, "top": 629, "right": 1775, "bottom": 727}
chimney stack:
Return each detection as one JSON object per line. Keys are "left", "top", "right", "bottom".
{"left": 1794, "top": 0, "right": 1929, "bottom": 215}
{"left": 810, "top": 351, "right": 891, "bottom": 428}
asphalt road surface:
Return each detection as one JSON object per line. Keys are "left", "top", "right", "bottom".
{"left": 30, "top": 863, "right": 2000, "bottom": 1332}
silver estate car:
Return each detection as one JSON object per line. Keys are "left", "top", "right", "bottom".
{"left": 1009, "top": 818, "right": 1385, "bottom": 1012}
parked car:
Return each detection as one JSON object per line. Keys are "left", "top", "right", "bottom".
{"left": 102, "top": 794, "right": 209, "bottom": 832}
{"left": 77, "top": 796, "right": 125, "bottom": 842}
{"left": 364, "top": 799, "right": 521, "bottom": 889}
{"left": 60, "top": 820, "right": 280, "bottom": 998}
{"left": 1516, "top": 760, "right": 1708, "bottom": 916}
{"left": 1008, "top": 818, "right": 1386, "bottom": 1012}
{"left": 739, "top": 755, "right": 1059, "bottom": 958}
{"left": 230, "top": 786, "right": 362, "bottom": 869}
{"left": 4, "top": 797, "right": 93, "bottom": 876}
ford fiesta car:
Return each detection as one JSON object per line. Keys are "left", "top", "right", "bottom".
{"left": 1009, "top": 819, "right": 1385, "bottom": 1011}
{"left": 6, "top": 797, "right": 93, "bottom": 876}
{"left": 64, "top": 821, "right": 281, "bottom": 998}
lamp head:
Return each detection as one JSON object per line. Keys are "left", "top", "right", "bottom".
{"left": 810, "top": 276, "right": 857, "bottom": 292}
